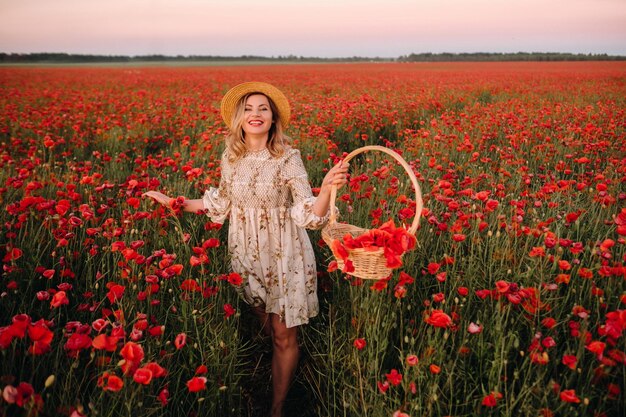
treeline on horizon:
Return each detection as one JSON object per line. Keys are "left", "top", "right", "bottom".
{"left": 0, "top": 51, "right": 624, "bottom": 63}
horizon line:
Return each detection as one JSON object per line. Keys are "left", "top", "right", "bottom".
{"left": 2, "top": 51, "right": 626, "bottom": 59}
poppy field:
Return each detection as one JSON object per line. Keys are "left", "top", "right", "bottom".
{"left": 0, "top": 61, "right": 625, "bottom": 417}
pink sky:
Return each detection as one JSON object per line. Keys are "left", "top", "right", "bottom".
{"left": 1, "top": 0, "right": 624, "bottom": 57}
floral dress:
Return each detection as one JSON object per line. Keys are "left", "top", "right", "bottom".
{"left": 202, "top": 147, "right": 328, "bottom": 328}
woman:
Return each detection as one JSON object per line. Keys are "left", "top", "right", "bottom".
{"left": 144, "top": 81, "right": 348, "bottom": 417}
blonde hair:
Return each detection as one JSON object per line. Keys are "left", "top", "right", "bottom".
{"left": 225, "top": 93, "right": 291, "bottom": 162}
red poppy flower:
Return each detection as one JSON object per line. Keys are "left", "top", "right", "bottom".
{"left": 27, "top": 321, "right": 54, "bottom": 355}
{"left": 0, "top": 328, "right": 15, "bottom": 350}
{"left": 166, "top": 264, "right": 184, "bottom": 276}
{"left": 468, "top": 322, "right": 483, "bottom": 334}
{"left": 65, "top": 333, "right": 92, "bottom": 353}
{"left": 223, "top": 303, "right": 235, "bottom": 318}
{"left": 377, "top": 380, "right": 389, "bottom": 394}
{"left": 485, "top": 199, "right": 499, "bottom": 211}
{"left": 482, "top": 393, "right": 497, "bottom": 407}
{"left": 98, "top": 372, "right": 123, "bottom": 392}
{"left": 559, "top": 389, "right": 580, "bottom": 403}
{"left": 13, "top": 382, "right": 35, "bottom": 407}
{"left": 180, "top": 279, "right": 201, "bottom": 292}
{"left": 133, "top": 367, "right": 153, "bottom": 385}
{"left": 174, "top": 333, "right": 187, "bottom": 350}
{"left": 385, "top": 369, "right": 402, "bottom": 386}
{"left": 432, "top": 292, "right": 445, "bottom": 303}
{"left": 607, "top": 383, "right": 620, "bottom": 400}
{"left": 541, "top": 317, "right": 557, "bottom": 329}
{"left": 599, "top": 239, "right": 615, "bottom": 253}
{"left": 425, "top": 310, "right": 452, "bottom": 328}
{"left": 557, "top": 260, "right": 571, "bottom": 271}
{"left": 2, "top": 248, "right": 24, "bottom": 263}
{"left": 384, "top": 247, "right": 403, "bottom": 269}
{"left": 203, "top": 238, "right": 220, "bottom": 248}
{"left": 186, "top": 376, "right": 207, "bottom": 393}
{"left": 92, "top": 334, "right": 119, "bottom": 352}
{"left": 397, "top": 272, "right": 414, "bottom": 286}
{"left": 602, "top": 310, "right": 626, "bottom": 339}
{"left": 227, "top": 272, "right": 243, "bottom": 286}
{"left": 452, "top": 233, "right": 466, "bottom": 242}
{"left": 353, "top": 338, "right": 366, "bottom": 350}
{"left": 427, "top": 262, "right": 441, "bottom": 274}
{"left": 529, "top": 247, "right": 546, "bottom": 258}
{"left": 126, "top": 197, "right": 140, "bottom": 209}
{"left": 169, "top": 196, "right": 185, "bottom": 213}
{"left": 542, "top": 337, "right": 556, "bottom": 349}
{"left": 27, "top": 321, "right": 51, "bottom": 343}
{"left": 121, "top": 248, "right": 137, "bottom": 261}
{"left": 578, "top": 268, "right": 593, "bottom": 279}
{"left": 394, "top": 285, "right": 407, "bottom": 299}
{"left": 148, "top": 325, "right": 164, "bottom": 337}
{"left": 370, "top": 277, "right": 389, "bottom": 292}
{"left": 330, "top": 220, "right": 416, "bottom": 272}
{"left": 143, "top": 362, "right": 167, "bottom": 378}
{"left": 562, "top": 354, "right": 577, "bottom": 370}
{"left": 158, "top": 387, "right": 169, "bottom": 406}
{"left": 55, "top": 199, "right": 71, "bottom": 216}
{"left": 342, "top": 259, "right": 355, "bottom": 274}
{"left": 120, "top": 341, "right": 144, "bottom": 374}
{"left": 586, "top": 340, "right": 606, "bottom": 358}
{"left": 475, "top": 191, "right": 490, "bottom": 201}
{"left": 50, "top": 291, "right": 69, "bottom": 308}
{"left": 530, "top": 351, "right": 549, "bottom": 365}
{"left": 42, "top": 269, "right": 55, "bottom": 279}
{"left": 106, "top": 284, "right": 125, "bottom": 303}
{"left": 405, "top": 354, "right": 418, "bottom": 366}
{"left": 2, "top": 384, "right": 17, "bottom": 404}
{"left": 190, "top": 254, "right": 208, "bottom": 266}
{"left": 330, "top": 239, "right": 349, "bottom": 261}
{"left": 495, "top": 280, "right": 510, "bottom": 294}
{"left": 11, "top": 314, "right": 31, "bottom": 336}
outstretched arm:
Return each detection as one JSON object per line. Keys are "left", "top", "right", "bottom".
{"left": 143, "top": 191, "right": 205, "bottom": 213}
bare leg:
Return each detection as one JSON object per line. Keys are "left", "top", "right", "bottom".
{"left": 251, "top": 305, "right": 271, "bottom": 337}
{"left": 269, "top": 314, "right": 299, "bottom": 417}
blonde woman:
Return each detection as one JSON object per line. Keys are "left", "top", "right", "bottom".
{"left": 144, "top": 82, "right": 348, "bottom": 417}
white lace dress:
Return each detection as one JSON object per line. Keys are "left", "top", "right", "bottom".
{"left": 202, "top": 147, "right": 328, "bottom": 328}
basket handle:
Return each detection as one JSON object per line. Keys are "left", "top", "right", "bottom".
{"left": 328, "top": 145, "right": 423, "bottom": 235}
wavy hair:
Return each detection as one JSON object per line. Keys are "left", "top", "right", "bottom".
{"left": 225, "top": 93, "right": 291, "bottom": 162}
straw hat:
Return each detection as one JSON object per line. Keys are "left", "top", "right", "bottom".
{"left": 220, "top": 81, "right": 291, "bottom": 130}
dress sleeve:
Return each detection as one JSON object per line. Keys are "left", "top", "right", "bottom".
{"left": 202, "top": 151, "right": 231, "bottom": 224}
{"left": 283, "top": 149, "right": 330, "bottom": 230}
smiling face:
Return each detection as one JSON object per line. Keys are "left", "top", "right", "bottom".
{"left": 242, "top": 94, "right": 273, "bottom": 139}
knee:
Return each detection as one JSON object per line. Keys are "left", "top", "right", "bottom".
{"left": 271, "top": 325, "right": 298, "bottom": 352}
{"left": 273, "top": 333, "right": 298, "bottom": 352}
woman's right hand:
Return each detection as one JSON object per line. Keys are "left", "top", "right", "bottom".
{"left": 143, "top": 191, "right": 172, "bottom": 206}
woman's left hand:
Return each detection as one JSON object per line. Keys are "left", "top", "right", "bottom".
{"left": 312, "top": 160, "right": 350, "bottom": 218}
{"left": 321, "top": 160, "right": 350, "bottom": 191}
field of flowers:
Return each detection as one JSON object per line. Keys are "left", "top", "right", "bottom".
{"left": 0, "top": 61, "right": 625, "bottom": 417}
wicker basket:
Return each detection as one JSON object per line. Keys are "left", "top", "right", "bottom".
{"left": 321, "top": 145, "right": 423, "bottom": 280}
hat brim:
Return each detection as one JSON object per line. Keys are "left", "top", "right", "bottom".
{"left": 220, "top": 82, "right": 291, "bottom": 130}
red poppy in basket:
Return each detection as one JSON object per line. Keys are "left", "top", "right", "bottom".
{"left": 329, "top": 219, "right": 417, "bottom": 269}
